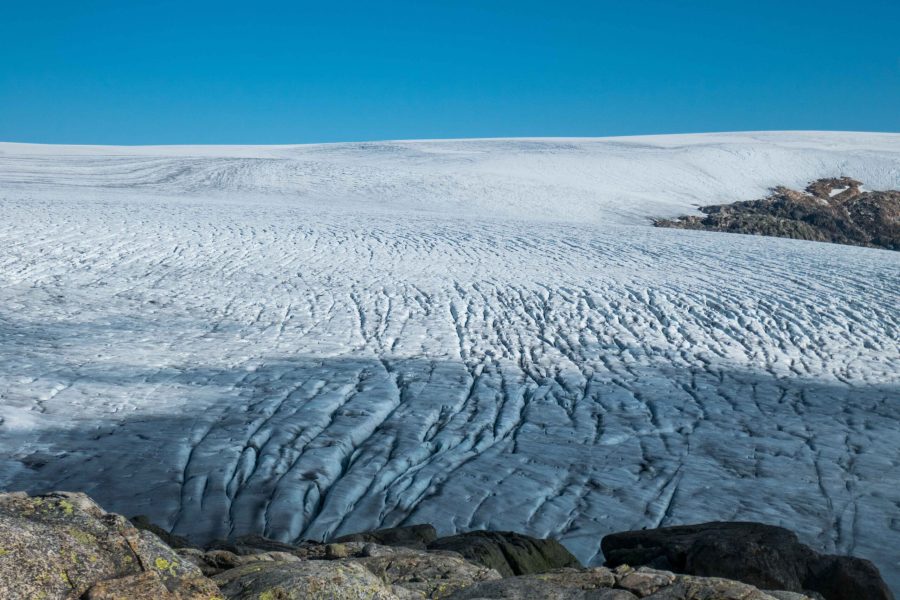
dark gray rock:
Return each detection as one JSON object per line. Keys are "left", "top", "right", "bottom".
{"left": 206, "top": 533, "right": 302, "bottom": 555}
{"left": 428, "top": 530, "right": 581, "bottom": 577}
{"left": 765, "top": 592, "right": 820, "bottom": 600}
{"left": 130, "top": 514, "right": 192, "bottom": 549}
{"left": 601, "top": 521, "right": 893, "bottom": 600}
{"left": 332, "top": 524, "right": 438, "bottom": 549}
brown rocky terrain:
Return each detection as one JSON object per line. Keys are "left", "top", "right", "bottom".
{"left": 655, "top": 177, "right": 900, "bottom": 250}
{"left": 0, "top": 491, "right": 893, "bottom": 599}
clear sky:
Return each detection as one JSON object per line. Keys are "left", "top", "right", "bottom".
{"left": 1, "top": 0, "right": 898, "bottom": 144}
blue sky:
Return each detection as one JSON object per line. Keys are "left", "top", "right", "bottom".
{"left": 1, "top": 0, "right": 898, "bottom": 144}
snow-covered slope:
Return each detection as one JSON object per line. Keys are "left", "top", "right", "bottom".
{"left": 1, "top": 132, "right": 899, "bottom": 588}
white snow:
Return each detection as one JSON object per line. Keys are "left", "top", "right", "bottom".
{"left": 0, "top": 132, "right": 899, "bottom": 588}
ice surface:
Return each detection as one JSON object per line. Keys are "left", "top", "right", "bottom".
{"left": 0, "top": 132, "right": 898, "bottom": 588}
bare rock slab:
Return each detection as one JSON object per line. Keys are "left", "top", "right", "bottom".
{"left": 0, "top": 491, "right": 221, "bottom": 599}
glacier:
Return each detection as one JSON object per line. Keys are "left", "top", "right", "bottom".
{"left": 0, "top": 132, "right": 898, "bottom": 588}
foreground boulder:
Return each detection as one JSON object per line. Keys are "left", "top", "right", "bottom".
{"left": 427, "top": 530, "right": 580, "bottom": 577}
{"left": 0, "top": 491, "right": 221, "bottom": 599}
{"left": 601, "top": 521, "right": 894, "bottom": 600}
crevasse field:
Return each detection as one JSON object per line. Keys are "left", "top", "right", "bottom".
{"left": 1, "top": 132, "right": 899, "bottom": 586}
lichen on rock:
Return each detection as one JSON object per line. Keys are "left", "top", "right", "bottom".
{"left": 0, "top": 491, "right": 222, "bottom": 599}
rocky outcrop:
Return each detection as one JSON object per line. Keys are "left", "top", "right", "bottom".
{"left": 426, "top": 530, "right": 580, "bottom": 577}
{"left": 130, "top": 514, "right": 192, "bottom": 549}
{"left": 443, "top": 566, "right": 620, "bottom": 599}
{"left": 0, "top": 491, "right": 222, "bottom": 599}
{"left": 655, "top": 177, "right": 900, "bottom": 250}
{"left": 445, "top": 565, "right": 808, "bottom": 599}
{"left": 0, "top": 491, "right": 880, "bottom": 600}
{"left": 206, "top": 533, "right": 302, "bottom": 555}
{"left": 602, "top": 521, "right": 894, "bottom": 600}
{"left": 338, "top": 545, "right": 501, "bottom": 598}
{"left": 178, "top": 540, "right": 501, "bottom": 599}
{"left": 333, "top": 523, "right": 438, "bottom": 549}
{"left": 213, "top": 560, "right": 401, "bottom": 599}
{"left": 177, "top": 546, "right": 303, "bottom": 576}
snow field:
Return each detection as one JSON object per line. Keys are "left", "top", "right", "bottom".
{"left": 0, "top": 132, "right": 898, "bottom": 588}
